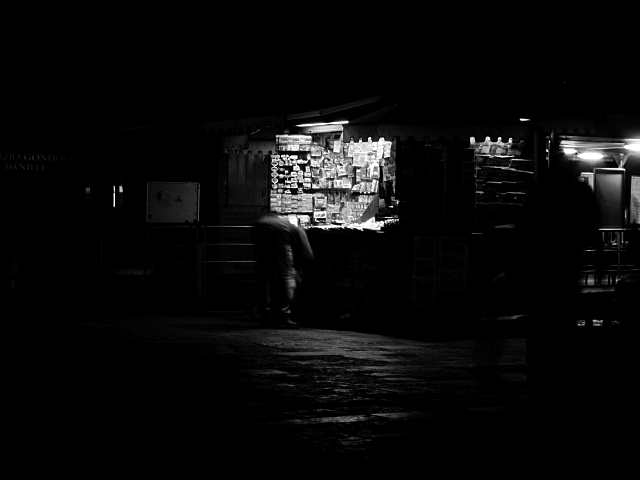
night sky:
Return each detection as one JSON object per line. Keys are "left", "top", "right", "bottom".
{"left": 3, "top": 17, "right": 636, "bottom": 136}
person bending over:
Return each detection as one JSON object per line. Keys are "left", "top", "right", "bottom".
{"left": 252, "top": 213, "right": 314, "bottom": 328}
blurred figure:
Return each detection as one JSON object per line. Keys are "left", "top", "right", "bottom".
{"left": 252, "top": 213, "right": 314, "bottom": 328}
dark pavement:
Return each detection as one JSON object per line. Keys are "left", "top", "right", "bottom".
{"left": 41, "top": 309, "right": 631, "bottom": 476}
{"left": 4, "top": 287, "right": 633, "bottom": 476}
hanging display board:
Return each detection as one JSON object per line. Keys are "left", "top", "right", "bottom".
{"left": 631, "top": 175, "right": 640, "bottom": 225}
{"left": 146, "top": 182, "right": 200, "bottom": 223}
{"left": 594, "top": 168, "right": 625, "bottom": 228}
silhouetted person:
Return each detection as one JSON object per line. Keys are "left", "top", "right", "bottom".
{"left": 510, "top": 164, "right": 601, "bottom": 322}
{"left": 510, "top": 160, "right": 601, "bottom": 415}
{"left": 615, "top": 224, "right": 640, "bottom": 330}
{"left": 252, "top": 213, "right": 314, "bottom": 328}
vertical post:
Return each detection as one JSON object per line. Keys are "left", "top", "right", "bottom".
{"left": 144, "top": 224, "right": 148, "bottom": 276}
{"left": 533, "top": 125, "right": 550, "bottom": 184}
{"left": 196, "top": 225, "right": 206, "bottom": 297}
{"left": 616, "top": 230, "right": 621, "bottom": 282}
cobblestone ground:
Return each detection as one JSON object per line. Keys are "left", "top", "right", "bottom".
{"left": 67, "top": 313, "right": 630, "bottom": 476}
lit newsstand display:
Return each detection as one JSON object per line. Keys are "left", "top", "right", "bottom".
{"left": 269, "top": 133, "right": 397, "bottom": 231}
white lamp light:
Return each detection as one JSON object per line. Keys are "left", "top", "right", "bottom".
{"left": 624, "top": 143, "right": 640, "bottom": 152}
{"left": 296, "top": 120, "right": 349, "bottom": 127}
{"left": 577, "top": 152, "right": 604, "bottom": 160}
{"left": 563, "top": 148, "right": 577, "bottom": 155}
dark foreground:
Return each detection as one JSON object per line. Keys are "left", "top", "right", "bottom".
{"left": 6, "top": 304, "right": 635, "bottom": 476}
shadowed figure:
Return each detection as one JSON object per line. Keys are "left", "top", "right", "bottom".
{"left": 252, "top": 213, "right": 314, "bottom": 328}
{"left": 511, "top": 164, "right": 601, "bottom": 321}
{"left": 511, "top": 161, "right": 601, "bottom": 413}
{"left": 615, "top": 225, "right": 640, "bottom": 331}
{"left": 472, "top": 160, "right": 601, "bottom": 404}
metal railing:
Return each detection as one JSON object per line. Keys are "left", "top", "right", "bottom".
{"left": 199, "top": 225, "right": 256, "bottom": 297}
{"left": 579, "top": 228, "right": 639, "bottom": 288}
{"left": 144, "top": 224, "right": 256, "bottom": 305}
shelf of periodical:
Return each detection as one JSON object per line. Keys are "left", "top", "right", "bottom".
{"left": 473, "top": 136, "right": 534, "bottom": 229}
{"left": 269, "top": 134, "right": 394, "bottom": 228}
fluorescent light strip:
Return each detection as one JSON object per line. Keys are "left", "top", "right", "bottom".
{"left": 295, "top": 120, "right": 349, "bottom": 127}
{"left": 577, "top": 152, "right": 604, "bottom": 160}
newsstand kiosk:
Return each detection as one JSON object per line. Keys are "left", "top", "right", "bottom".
{"left": 267, "top": 132, "right": 406, "bottom": 329}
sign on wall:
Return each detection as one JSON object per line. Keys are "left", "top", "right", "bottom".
{"left": 2, "top": 152, "right": 71, "bottom": 172}
{"left": 594, "top": 168, "right": 625, "bottom": 228}
{"left": 631, "top": 176, "right": 640, "bottom": 225}
{"left": 146, "top": 182, "right": 200, "bottom": 223}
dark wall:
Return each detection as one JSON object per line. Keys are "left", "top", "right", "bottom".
{"left": 118, "top": 126, "right": 222, "bottom": 225}
{"left": 2, "top": 122, "right": 79, "bottom": 313}
{"left": 2, "top": 120, "right": 225, "bottom": 312}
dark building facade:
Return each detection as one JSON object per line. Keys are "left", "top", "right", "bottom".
{"left": 3, "top": 110, "right": 639, "bottom": 322}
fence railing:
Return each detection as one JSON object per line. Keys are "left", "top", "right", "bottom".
{"left": 579, "top": 228, "right": 639, "bottom": 288}
{"left": 144, "top": 224, "right": 256, "bottom": 308}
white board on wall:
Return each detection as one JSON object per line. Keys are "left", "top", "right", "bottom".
{"left": 631, "top": 175, "right": 640, "bottom": 225}
{"left": 146, "top": 182, "right": 200, "bottom": 223}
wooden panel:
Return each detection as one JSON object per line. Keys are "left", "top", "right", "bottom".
{"left": 245, "top": 152, "right": 257, "bottom": 206}
{"left": 224, "top": 151, "right": 269, "bottom": 209}
{"left": 227, "top": 153, "right": 239, "bottom": 206}
{"left": 237, "top": 153, "right": 247, "bottom": 205}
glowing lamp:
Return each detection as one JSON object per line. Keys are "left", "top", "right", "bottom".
{"left": 577, "top": 152, "right": 604, "bottom": 160}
